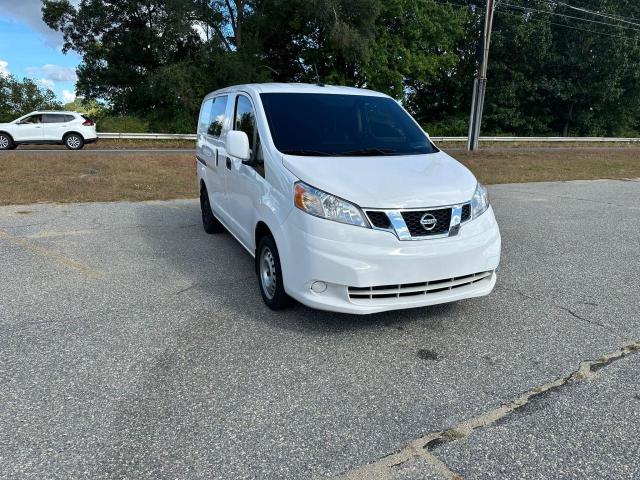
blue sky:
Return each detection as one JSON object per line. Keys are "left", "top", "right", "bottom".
{"left": 0, "top": 0, "right": 80, "bottom": 103}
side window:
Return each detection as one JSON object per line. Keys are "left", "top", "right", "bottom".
{"left": 198, "top": 99, "right": 212, "bottom": 134}
{"left": 22, "top": 114, "right": 42, "bottom": 124}
{"left": 43, "top": 114, "right": 67, "bottom": 123}
{"left": 208, "top": 96, "right": 227, "bottom": 138}
{"left": 234, "top": 95, "right": 264, "bottom": 176}
{"left": 235, "top": 96, "right": 256, "bottom": 154}
{"left": 65, "top": 115, "right": 76, "bottom": 122}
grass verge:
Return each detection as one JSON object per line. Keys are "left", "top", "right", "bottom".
{"left": 453, "top": 148, "right": 640, "bottom": 184}
{"left": 0, "top": 148, "right": 639, "bottom": 205}
{"left": 0, "top": 151, "right": 195, "bottom": 205}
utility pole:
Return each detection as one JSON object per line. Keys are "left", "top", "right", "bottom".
{"left": 467, "top": 0, "right": 496, "bottom": 151}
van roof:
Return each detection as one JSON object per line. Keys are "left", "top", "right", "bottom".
{"left": 205, "top": 82, "right": 390, "bottom": 99}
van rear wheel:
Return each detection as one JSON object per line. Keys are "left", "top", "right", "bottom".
{"left": 200, "top": 186, "right": 225, "bottom": 234}
{"left": 257, "top": 235, "right": 292, "bottom": 310}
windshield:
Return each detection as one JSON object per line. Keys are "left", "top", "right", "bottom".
{"left": 259, "top": 93, "right": 436, "bottom": 156}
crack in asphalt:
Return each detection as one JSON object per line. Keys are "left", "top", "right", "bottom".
{"left": 334, "top": 341, "right": 640, "bottom": 480}
{"left": 496, "top": 284, "right": 617, "bottom": 334}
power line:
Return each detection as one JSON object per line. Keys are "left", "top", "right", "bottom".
{"left": 499, "top": 2, "right": 640, "bottom": 33}
{"left": 495, "top": 9, "right": 639, "bottom": 41}
{"left": 556, "top": 1, "right": 640, "bottom": 26}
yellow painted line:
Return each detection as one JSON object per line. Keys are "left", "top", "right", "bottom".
{"left": 0, "top": 229, "right": 104, "bottom": 279}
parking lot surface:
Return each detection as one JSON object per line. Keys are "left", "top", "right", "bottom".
{"left": 1, "top": 179, "right": 638, "bottom": 479}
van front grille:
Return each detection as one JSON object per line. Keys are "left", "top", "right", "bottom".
{"left": 366, "top": 211, "right": 391, "bottom": 229}
{"left": 348, "top": 271, "right": 493, "bottom": 301}
{"left": 461, "top": 203, "right": 471, "bottom": 222}
{"left": 401, "top": 208, "right": 452, "bottom": 237}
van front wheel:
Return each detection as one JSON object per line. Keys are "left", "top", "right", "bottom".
{"left": 257, "top": 236, "right": 292, "bottom": 310}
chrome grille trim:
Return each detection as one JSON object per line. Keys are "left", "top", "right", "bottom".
{"left": 348, "top": 271, "right": 493, "bottom": 300}
{"left": 364, "top": 202, "right": 472, "bottom": 241}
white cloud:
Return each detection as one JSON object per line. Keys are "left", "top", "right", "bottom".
{"left": 3, "top": 0, "right": 65, "bottom": 47}
{"left": 62, "top": 90, "right": 76, "bottom": 103}
{"left": 25, "top": 64, "right": 77, "bottom": 82}
{"left": 0, "top": 60, "right": 9, "bottom": 77}
{"left": 38, "top": 78, "right": 55, "bottom": 89}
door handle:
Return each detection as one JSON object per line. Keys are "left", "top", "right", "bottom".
{"left": 226, "top": 157, "right": 231, "bottom": 170}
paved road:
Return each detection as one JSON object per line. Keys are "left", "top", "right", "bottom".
{"left": 0, "top": 180, "right": 638, "bottom": 479}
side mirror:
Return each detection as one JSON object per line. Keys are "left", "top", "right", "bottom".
{"left": 227, "top": 130, "right": 250, "bottom": 161}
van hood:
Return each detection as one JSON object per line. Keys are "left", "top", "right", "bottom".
{"left": 282, "top": 151, "right": 477, "bottom": 209}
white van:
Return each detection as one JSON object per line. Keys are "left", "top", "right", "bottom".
{"left": 196, "top": 83, "right": 500, "bottom": 314}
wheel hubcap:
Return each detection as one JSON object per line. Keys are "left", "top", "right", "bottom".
{"left": 260, "top": 247, "right": 277, "bottom": 300}
{"left": 0, "top": 137, "right": 8, "bottom": 148}
{"left": 67, "top": 136, "right": 80, "bottom": 148}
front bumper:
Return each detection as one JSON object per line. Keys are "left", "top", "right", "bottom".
{"left": 277, "top": 206, "right": 501, "bottom": 314}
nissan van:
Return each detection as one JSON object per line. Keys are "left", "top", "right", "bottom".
{"left": 196, "top": 84, "right": 500, "bottom": 314}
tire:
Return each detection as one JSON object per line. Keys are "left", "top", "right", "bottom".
{"left": 200, "top": 186, "right": 225, "bottom": 234}
{"left": 7, "top": 144, "right": 17, "bottom": 150}
{"left": 64, "top": 133, "right": 84, "bottom": 150}
{"left": 0, "top": 133, "right": 12, "bottom": 150}
{"left": 257, "top": 235, "right": 292, "bottom": 310}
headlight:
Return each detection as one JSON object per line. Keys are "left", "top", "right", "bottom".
{"left": 294, "top": 181, "right": 370, "bottom": 228}
{"left": 471, "top": 182, "right": 490, "bottom": 218}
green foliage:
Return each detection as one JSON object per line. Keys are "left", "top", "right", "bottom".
{"left": 97, "top": 116, "right": 150, "bottom": 133}
{"left": 41, "top": 0, "right": 640, "bottom": 136}
{"left": 63, "top": 97, "right": 105, "bottom": 117}
{"left": 0, "top": 75, "right": 61, "bottom": 122}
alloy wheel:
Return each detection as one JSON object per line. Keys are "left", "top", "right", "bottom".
{"left": 67, "top": 135, "right": 81, "bottom": 149}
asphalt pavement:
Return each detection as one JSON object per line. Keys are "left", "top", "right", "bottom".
{"left": 0, "top": 179, "right": 638, "bottom": 479}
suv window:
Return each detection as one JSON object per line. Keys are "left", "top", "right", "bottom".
{"left": 208, "top": 96, "right": 227, "bottom": 137}
{"left": 43, "top": 114, "right": 70, "bottom": 123}
{"left": 21, "top": 114, "right": 42, "bottom": 124}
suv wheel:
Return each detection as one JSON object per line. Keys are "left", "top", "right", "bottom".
{"left": 64, "top": 133, "right": 84, "bottom": 150}
{"left": 0, "top": 133, "right": 12, "bottom": 150}
{"left": 200, "top": 186, "right": 225, "bottom": 234}
{"left": 257, "top": 235, "right": 292, "bottom": 310}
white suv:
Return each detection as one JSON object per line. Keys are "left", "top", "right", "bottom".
{"left": 197, "top": 83, "right": 501, "bottom": 314}
{"left": 0, "top": 111, "right": 97, "bottom": 150}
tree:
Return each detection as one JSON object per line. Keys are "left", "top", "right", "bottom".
{"left": 0, "top": 75, "right": 61, "bottom": 122}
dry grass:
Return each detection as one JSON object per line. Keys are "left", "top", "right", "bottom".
{"left": 0, "top": 151, "right": 195, "bottom": 205}
{"left": 452, "top": 148, "right": 640, "bottom": 184}
{"left": 19, "top": 138, "right": 195, "bottom": 150}
{"left": 1, "top": 147, "right": 639, "bottom": 205}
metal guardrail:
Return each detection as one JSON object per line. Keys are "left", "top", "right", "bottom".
{"left": 98, "top": 132, "right": 197, "bottom": 140}
{"left": 97, "top": 132, "right": 640, "bottom": 143}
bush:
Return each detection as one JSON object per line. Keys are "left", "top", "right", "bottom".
{"left": 97, "top": 115, "right": 150, "bottom": 133}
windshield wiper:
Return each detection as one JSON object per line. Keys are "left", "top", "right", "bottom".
{"left": 280, "top": 149, "right": 333, "bottom": 156}
{"left": 336, "top": 148, "right": 398, "bottom": 156}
